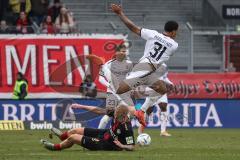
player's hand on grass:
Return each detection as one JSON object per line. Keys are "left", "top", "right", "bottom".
{"left": 114, "top": 140, "right": 135, "bottom": 151}
{"left": 111, "top": 4, "right": 123, "bottom": 15}
{"left": 113, "top": 140, "right": 124, "bottom": 148}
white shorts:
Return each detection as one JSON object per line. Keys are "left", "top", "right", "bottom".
{"left": 124, "top": 61, "right": 160, "bottom": 89}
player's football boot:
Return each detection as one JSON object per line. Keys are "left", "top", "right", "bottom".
{"left": 160, "top": 131, "right": 171, "bottom": 137}
{"left": 40, "top": 139, "right": 55, "bottom": 150}
{"left": 50, "top": 127, "right": 63, "bottom": 138}
{"left": 134, "top": 110, "right": 146, "bottom": 127}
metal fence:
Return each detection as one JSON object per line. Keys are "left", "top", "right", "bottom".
{"left": 186, "top": 23, "right": 240, "bottom": 72}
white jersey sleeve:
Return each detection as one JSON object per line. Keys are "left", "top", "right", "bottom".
{"left": 98, "top": 61, "right": 112, "bottom": 88}
{"left": 172, "top": 42, "right": 178, "bottom": 53}
{"left": 141, "top": 28, "right": 158, "bottom": 40}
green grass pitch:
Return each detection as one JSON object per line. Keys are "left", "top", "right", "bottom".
{"left": 0, "top": 129, "right": 240, "bottom": 160}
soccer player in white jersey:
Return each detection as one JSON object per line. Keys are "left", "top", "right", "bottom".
{"left": 111, "top": 4, "right": 179, "bottom": 126}
{"left": 98, "top": 44, "right": 134, "bottom": 129}
{"left": 138, "top": 63, "right": 173, "bottom": 136}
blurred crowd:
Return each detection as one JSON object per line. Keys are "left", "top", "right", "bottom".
{"left": 0, "top": 0, "right": 76, "bottom": 34}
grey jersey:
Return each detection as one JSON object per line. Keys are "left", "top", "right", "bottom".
{"left": 106, "top": 59, "right": 133, "bottom": 81}
{"left": 100, "top": 59, "right": 133, "bottom": 92}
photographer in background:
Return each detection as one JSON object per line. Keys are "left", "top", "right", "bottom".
{"left": 79, "top": 75, "right": 97, "bottom": 98}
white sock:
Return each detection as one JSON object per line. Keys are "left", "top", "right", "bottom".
{"left": 160, "top": 112, "right": 168, "bottom": 133}
{"left": 141, "top": 96, "right": 159, "bottom": 112}
{"left": 98, "top": 115, "right": 111, "bottom": 129}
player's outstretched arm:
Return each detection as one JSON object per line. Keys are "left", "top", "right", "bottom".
{"left": 113, "top": 140, "right": 135, "bottom": 151}
{"left": 111, "top": 4, "right": 141, "bottom": 36}
{"left": 71, "top": 104, "right": 106, "bottom": 115}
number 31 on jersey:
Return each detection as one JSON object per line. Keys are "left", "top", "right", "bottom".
{"left": 150, "top": 42, "right": 167, "bottom": 61}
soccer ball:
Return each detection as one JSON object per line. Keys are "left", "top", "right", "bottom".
{"left": 136, "top": 133, "right": 151, "bottom": 146}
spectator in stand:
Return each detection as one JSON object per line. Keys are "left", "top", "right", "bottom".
{"left": 16, "top": 11, "right": 33, "bottom": 33}
{"left": 0, "top": 20, "right": 11, "bottom": 34}
{"left": 9, "top": 0, "right": 31, "bottom": 23}
{"left": 79, "top": 75, "right": 97, "bottom": 98}
{"left": 30, "top": 0, "right": 49, "bottom": 26}
{"left": 69, "top": 11, "right": 77, "bottom": 32}
{"left": 0, "top": 0, "right": 9, "bottom": 21}
{"left": 40, "top": 15, "right": 55, "bottom": 33}
{"left": 48, "top": 0, "right": 62, "bottom": 22}
{"left": 0, "top": 1, "right": 17, "bottom": 26}
{"left": 55, "top": 7, "right": 75, "bottom": 34}
{"left": 226, "top": 62, "right": 236, "bottom": 72}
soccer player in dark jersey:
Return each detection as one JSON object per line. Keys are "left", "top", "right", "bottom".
{"left": 40, "top": 104, "right": 135, "bottom": 151}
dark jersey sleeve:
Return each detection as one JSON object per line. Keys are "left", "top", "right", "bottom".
{"left": 104, "top": 120, "right": 135, "bottom": 146}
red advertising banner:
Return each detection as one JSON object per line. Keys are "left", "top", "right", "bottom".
{"left": 0, "top": 35, "right": 240, "bottom": 99}
{"left": 168, "top": 73, "right": 240, "bottom": 99}
{"left": 0, "top": 34, "right": 126, "bottom": 98}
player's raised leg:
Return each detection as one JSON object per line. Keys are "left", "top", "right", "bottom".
{"left": 134, "top": 83, "right": 166, "bottom": 128}
{"left": 137, "top": 96, "right": 159, "bottom": 134}
{"left": 150, "top": 80, "right": 168, "bottom": 96}
{"left": 141, "top": 96, "right": 159, "bottom": 113}
{"left": 116, "top": 81, "right": 132, "bottom": 94}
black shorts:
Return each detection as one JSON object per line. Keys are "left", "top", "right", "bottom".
{"left": 81, "top": 128, "right": 120, "bottom": 151}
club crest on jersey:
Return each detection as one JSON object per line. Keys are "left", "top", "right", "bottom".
{"left": 117, "top": 129, "right": 121, "bottom": 134}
